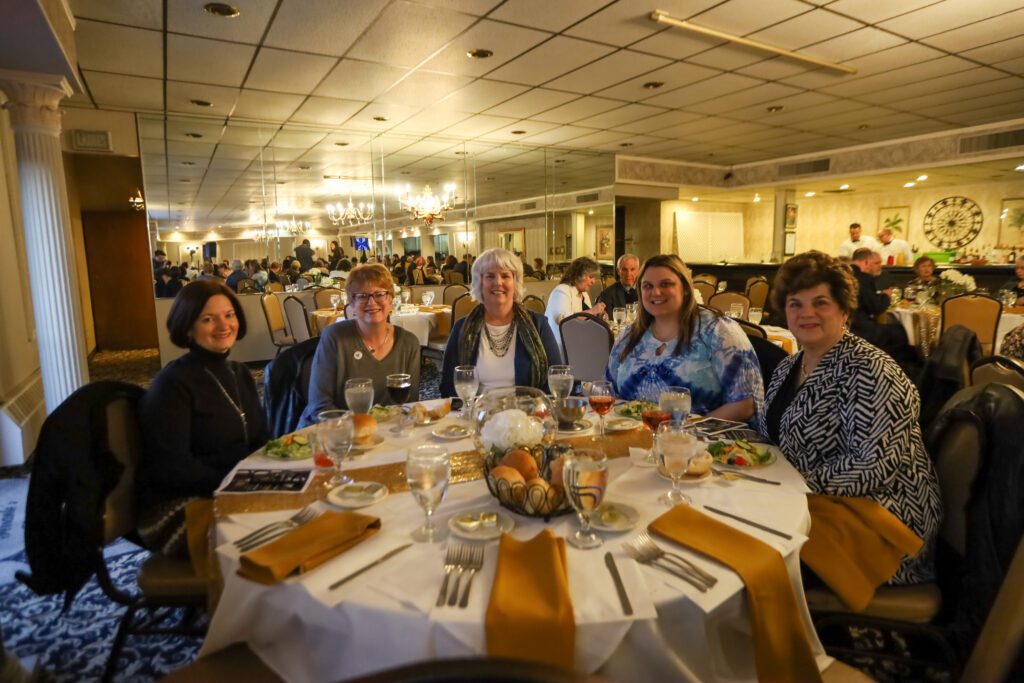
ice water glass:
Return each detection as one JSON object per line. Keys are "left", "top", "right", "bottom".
{"left": 345, "top": 378, "right": 374, "bottom": 414}
{"left": 729, "top": 303, "right": 744, "bottom": 319}
{"left": 563, "top": 449, "right": 608, "bottom": 549}
{"left": 660, "top": 386, "right": 691, "bottom": 423}
{"left": 655, "top": 421, "right": 699, "bottom": 506}
{"left": 748, "top": 307, "right": 763, "bottom": 325}
{"left": 407, "top": 445, "right": 450, "bottom": 542}
{"left": 548, "top": 365, "right": 574, "bottom": 400}
{"left": 625, "top": 302, "right": 638, "bottom": 323}
{"left": 612, "top": 307, "right": 626, "bottom": 327}
{"left": 402, "top": 290, "right": 412, "bottom": 305}
{"left": 317, "top": 410, "right": 354, "bottom": 488}
{"left": 453, "top": 365, "right": 479, "bottom": 418}
{"left": 329, "top": 293, "right": 341, "bottom": 312}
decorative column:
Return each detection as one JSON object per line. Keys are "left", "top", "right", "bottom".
{"left": 0, "top": 70, "right": 89, "bottom": 412}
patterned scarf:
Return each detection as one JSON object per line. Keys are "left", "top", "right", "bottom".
{"left": 459, "top": 302, "right": 548, "bottom": 388}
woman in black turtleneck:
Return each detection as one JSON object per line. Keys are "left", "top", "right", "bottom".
{"left": 137, "top": 280, "right": 268, "bottom": 557}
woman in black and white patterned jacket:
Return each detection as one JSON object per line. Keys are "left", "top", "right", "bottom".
{"left": 760, "top": 251, "right": 941, "bottom": 584}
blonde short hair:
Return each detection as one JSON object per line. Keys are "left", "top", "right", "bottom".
{"left": 470, "top": 248, "right": 524, "bottom": 302}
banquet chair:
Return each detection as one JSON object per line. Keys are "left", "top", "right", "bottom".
{"left": 694, "top": 273, "right": 717, "bottom": 288}
{"left": 969, "top": 354, "right": 1024, "bottom": 392}
{"left": 522, "top": 295, "right": 546, "bottom": 315}
{"left": 412, "top": 268, "right": 425, "bottom": 285}
{"left": 745, "top": 275, "right": 768, "bottom": 290}
{"left": 313, "top": 287, "right": 344, "bottom": 311}
{"left": 443, "top": 284, "right": 469, "bottom": 306}
{"left": 692, "top": 280, "right": 715, "bottom": 306}
{"left": 264, "top": 281, "right": 284, "bottom": 293}
{"left": 264, "top": 337, "right": 320, "bottom": 438}
{"left": 261, "top": 294, "right": 296, "bottom": 357}
{"left": 560, "top": 312, "right": 614, "bottom": 383}
{"left": 282, "top": 295, "right": 313, "bottom": 343}
{"left": 746, "top": 279, "right": 770, "bottom": 311}
{"left": 708, "top": 291, "right": 751, "bottom": 319}
{"left": 941, "top": 293, "right": 1001, "bottom": 355}
{"left": 736, "top": 319, "right": 767, "bottom": 339}
{"left": 444, "top": 270, "right": 466, "bottom": 285}
{"left": 158, "top": 643, "right": 282, "bottom": 682}
{"left": 236, "top": 278, "right": 259, "bottom": 295}
{"left": 452, "top": 292, "right": 477, "bottom": 324}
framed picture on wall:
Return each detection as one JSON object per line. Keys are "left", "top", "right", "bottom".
{"left": 784, "top": 204, "right": 798, "bottom": 230}
{"left": 878, "top": 206, "right": 911, "bottom": 238}
{"left": 1000, "top": 198, "right": 1024, "bottom": 246}
{"left": 784, "top": 231, "right": 797, "bottom": 256}
{"left": 597, "top": 227, "right": 614, "bottom": 259}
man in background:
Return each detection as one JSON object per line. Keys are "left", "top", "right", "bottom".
{"left": 877, "top": 228, "right": 913, "bottom": 266}
{"left": 839, "top": 223, "right": 878, "bottom": 259}
{"left": 295, "top": 239, "right": 315, "bottom": 271}
{"left": 226, "top": 259, "right": 246, "bottom": 291}
{"left": 597, "top": 253, "right": 640, "bottom": 311}
{"left": 850, "top": 248, "right": 914, "bottom": 370}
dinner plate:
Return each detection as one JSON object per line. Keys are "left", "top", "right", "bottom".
{"left": 656, "top": 467, "right": 713, "bottom": 484}
{"left": 707, "top": 440, "right": 780, "bottom": 469}
{"left": 369, "top": 405, "right": 402, "bottom": 423}
{"left": 413, "top": 400, "right": 452, "bottom": 426}
{"left": 589, "top": 502, "right": 639, "bottom": 532}
{"left": 432, "top": 423, "right": 471, "bottom": 440}
{"left": 613, "top": 401, "right": 656, "bottom": 421}
{"left": 557, "top": 418, "right": 593, "bottom": 433}
{"left": 604, "top": 417, "right": 642, "bottom": 432}
{"left": 261, "top": 435, "right": 314, "bottom": 461}
{"left": 350, "top": 433, "right": 385, "bottom": 453}
{"left": 447, "top": 511, "right": 514, "bottom": 541}
{"left": 326, "top": 482, "right": 389, "bottom": 509}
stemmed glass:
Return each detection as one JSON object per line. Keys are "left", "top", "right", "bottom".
{"left": 612, "top": 307, "right": 626, "bottom": 329}
{"left": 655, "top": 421, "right": 701, "bottom": 506}
{"left": 585, "top": 380, "right": 614, "bottom": 438}
{"left": 563, "top": 448, "right": 608, "bottom": 549}
{"left": 345, "top": 378, "right": 374, "bottom": 414}
{"left": 387, "top": 373, "right": 413, "bottom": 434}
{"left": 329, "top": 292, "right": 341, "bottom": 313}
{"left": 748, "top": 307, "right": 763, "bottom": 324}
{"left": 548, "top": 365, "right": 574, "bottom": 400}
{"left": 422, "top": 291, "right": 435, "bottom": 306}
{"left": 454, "top": 365, "right": 479, "bottom": 418}
{"left": 402, "top": 289, "right": 412, "bottom": 305}
{"left": 406, "top": 445, "right": 450, "bottom": 542}
{"left": 625, "top": 302, "right": 638, "bottom": 323}
{"left": 317, "top": 409, "right": 354, "bottom": 488}
{"left": 728, "top": 303, "right": 744, "bottom": 319}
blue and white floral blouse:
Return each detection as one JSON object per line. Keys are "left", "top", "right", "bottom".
{"left": 606, "top": 308, "right": 764, "bottom": 425}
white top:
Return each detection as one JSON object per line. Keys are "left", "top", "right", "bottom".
{"left": 545, "top": 283, "right": 591, "bottom": 341}
{"left": 838, "top": 235, "right": 879, "bottom": 258}
{"left": 476, "top": 322, "right": 517, "bottom": 393}
{"left": 877, "top": 238, "right": 913, "bottom": 266}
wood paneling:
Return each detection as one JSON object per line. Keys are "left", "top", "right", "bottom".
{"left": 82, "top": 211, "right": 158, "bottom": 349}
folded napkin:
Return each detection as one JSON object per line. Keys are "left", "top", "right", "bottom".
{"left": 485, "top": 530, "right": 575, "bottom": 671}
{"left": 802, "top": 495, "right": 924, "bottom": 611}
{"left": 238, "top": 511, "right": 380, "bottom": 585}
{"left": 649, "top": 505, "right": 821, "bottom": 683}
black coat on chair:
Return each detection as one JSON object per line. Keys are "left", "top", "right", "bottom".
{"left": 263, "top": 337, "right": 320, "bottom": 438}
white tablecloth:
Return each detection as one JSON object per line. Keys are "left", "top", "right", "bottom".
{"left": 762, "top": 325, "right": 800, "bottom": 354}
{"left": 391, "top": 310, "right": 449, "bottom": 346}
{"left": 202, "top": 412, "right": 829, "bottom": 683}
{"left": 889, "top": 307, "right": 1024, "bottom": 353}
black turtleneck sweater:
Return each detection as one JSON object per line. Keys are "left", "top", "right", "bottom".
{"left": 137, "top": 344, "right": 268, "bottom": 509}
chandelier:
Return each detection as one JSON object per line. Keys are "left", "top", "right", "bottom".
{"left": 326, "top": 198, "right": 374, "bottom": 226}
{"left": 277, "top": 216, "right": 311, "bottom": 236}
{"left": 128, "top": 188, "right": 145, "bottom": 211}
{"left": 397, "top": 183, "right": 457, "bottom": 226}
{"left": 251, "top": 223, "right": 276, "bottom": 245}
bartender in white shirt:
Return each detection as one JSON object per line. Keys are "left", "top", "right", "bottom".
{"left": 876, "top": 228, "right": 913, "bottom": 266}
{"left": 838, "top": 223, "right": 879, "bottom": 259}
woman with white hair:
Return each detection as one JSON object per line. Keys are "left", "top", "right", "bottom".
{"left": 440, "top": 248, "right": 562, "bottom": 396}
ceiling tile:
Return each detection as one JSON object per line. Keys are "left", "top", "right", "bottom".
{"left": 800, "top": 27, "right": 908, "bottom": 64}
{"left": 819, "top": 55, "right": 977, "bottom": 97}
{"left": 572, "top": 102, "right": 668, "bottom": 129}
{"left": 565, "top": 0, "right": 722, "bottom": 46}
{"left": 167, "top": 0, "right": 278, "bottom": 44}
{"left": 390, "top": 107, "right": 474, "bottom": 134}
{"left": 878, "top": 0, "right": 1024, "bottom": 39}
{"left": 643, "top": 72, "right": 764, "bottom": 108}
{"left": 994, "top": 55, "right": 1024, "bottom": 75}
{"left": 778, "top": 42, "right": 946, "bottom": 89}
{"left": 220, "top": 123, "right": 274, "bottom": 146}
{"left": 895, "top": 76, "right": 1021, "bottom": 112}
{"left": 166, "top": 82, "right": 240, "bottom": 116}
{"left": 531, "top": 96, "right": 624, "bottom": 124}
{"left": 855, "top": 67, "right": 1009, "bottom": 106}
{"left": 962, "top": 35, "right": 1024, "bottom": 65}
{"left": 559, "top": 129, "right": 632, "bottom": 148}
{"left": 264, "top": 0, "right": 389, "bottom": 57}
{"left": 545, "top": 50, "right": 672, "bottom": 94}
{"left": 734, "top": 56, "right": 813, "bottom": 81}
{"left": 485, "top": 36, "right": 617, "bottom": 86}
{"left": 746, "top": 9, "right": 863, "bottom": 51}
{"left": 413, "top": 0, "right": 503, "bottom": 14}
{"left": 518, "top": 125, "right": 594, "bottom": 145}
{"left": 271, "top": 129, "right": 329, "bottom": 149}
{"left": 344, "top": 102, "right": 419, "bottom": 131}
{"left": 724, "top": 91, "right": 836, "bottom": 121}
{"left": 687, "top": 43, "right": 777, "bottom": 71}
{"left": 922, "top": 8, "right": 1024, "bottom": 53}
{"left": 232, "top": 90, "right": 305, "bottom": 121}
{"left": 630, "top": 27, "right": 722, "bottom": 60}
{"left": 610, "top": 109, "right": 704, "bottom": 133}
{"left": 487, "top": 0, "right": 605, "bottom": 32}
{"left": 315, "top": 60, "right": 408, "bottom": 101}
{"left": 81, "top": 71, "right": 163, "bottom": 110}
{"left": 689, "top": 0, "right": 809, "bottom": 36}
{"left": 481, "top": 120, "right": 561, "bottom": 141}
{"left": 245, "top": 48, "right": 338, "bottom": 95}
{"left": 942, "top": 98, "right": 1024, "bottom": 125}
{"left": 346, "top": 0, "right": 476, "bottom": 68}
{"left": 420, "top": 20, "right": 552, "bottom": 77}
{"left": 167, "top": 34, "right": 256, "bottom": 87}
{"left": 289, "top": 97, "right": 366, "bottom": 126}
{"left": 213, "top": 144, "right": 261, "bottom": 162}
{"left": 442, "top": 79, "right": 531, "bottom": 112}
{"left": 70, "top": 0, "right": 163, "bottom": 29}
{"left": 376, "top": 71, "right": 474, "bottom": 108}
{"left": 485, "top": 88, "right": 580, "bottom": 118}
{"left": 685, "top": 82, "right": 804, "bottom": 115}
{"left": 598, "top": 61, "right": 719, "bottom": 102}
{"left": 75, "top": 20, "right": 163, "bottom": 78}
{"left": 824, "top": 0, "right": 940, "bottom": 25}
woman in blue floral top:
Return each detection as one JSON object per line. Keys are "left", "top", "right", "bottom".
{"left": 606, "top": 254, "right": 764, "bottom": 424}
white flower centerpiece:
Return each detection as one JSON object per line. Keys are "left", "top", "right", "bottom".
{"left": 939, "top": 268, "right": 977, "bottom": 300}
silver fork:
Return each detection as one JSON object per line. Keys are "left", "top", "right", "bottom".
{"left": 447, "top": 544, "right": 470, "bottom": 607}
{"left": 622, "top": 539, "right": 708, "bottom": 593}
{"left": 636, "top": 531, "right": 718, "bottom": 587}
{"left": 235, "top": 504, "right": 317, "bottom": 548}
{"left": 458, "top": 545, "right": 484, "bottom": 608}
{"left": 236, "top": 507, "right": 320, "bottom": 553}
{"left": 436, "top": 544, "right": 460, "bottom": 607}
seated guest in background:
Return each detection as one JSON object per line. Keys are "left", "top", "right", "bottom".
{"left": 440, "top": 254, "right": 457, "bottom": 278}
{"left": 849, "top": 248, "right": 913, "bottom": 367}
{"left": 137, "top": 280, "right": 268, "bottom": 557}
{"left": 1001, "top": 256, "right": 1024, "bottom": 306}
{"left": 545, "top": 257, "right": 607, "bottom": 338}
{"left": 301, "top": 264, "right": 420, "bottom": 426}
{"left": 877, "top": 228, "right": 912, "bottom": 266}
{"left": 226, "top": 259, "right": 246, "bottom": 291}
{"left": 762, "top": 251, "right": 940, "bottom": 584}
{"left": 1001, "top": 322, "right": 1024, "bottom": 361}
{"left": 216, "top": 263, "right": 231, "bottom": 280}
{"left": 267, "top": 261, "right": 284, "bottom": 284}
{"left": 908, "top": 256, "right": 940, "bottom": 287}
{"left": 838, "top": 222, "right": 878, "bottom": 259}
{"left": 453, "top": 254, "right": 470, "bottom": 282}
{"left": 441, "top": 248, "right": 561, "bottom": 397}
{"left": 533, "top": 257, "right": 545, "bottom": 278}
{"left": 522, "top": 256, "right": 534, "bottom": 278}
{"left": 155, "top": 266, "right": 183, "bottom": 298}
{"left": 248, "top": 260, "right": 268, "bottom": 290}
{"left": 153, "top": 249, "right": 166, "bottom": 275}
{"left": 196, "top": 262, "right": 216, "bottom": 281}
{"left": 596, "top": 253, "right": 640, "bottom": 311}
{"left": 607, "top": 254, "right": 762, "bottom": 423}
{"left": 329, "top": 240, "right": 344, "bottom": 269}
{"left": 285, "top": 259, "right": 302, "bottom": 283}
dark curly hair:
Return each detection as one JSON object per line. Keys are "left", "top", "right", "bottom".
{"left": 771, "top": 250, "right": 858, "bottom": 314}
{"left": 559, "top": 256, "right": 600, "bottom": 287}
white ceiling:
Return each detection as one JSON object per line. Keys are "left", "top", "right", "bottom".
{"left": 63, "top": 0, "right": 1024, "bottom": 229}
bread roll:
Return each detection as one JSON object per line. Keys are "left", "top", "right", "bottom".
{"left": 500, "top": 448, "right": 539, "bottom": 480}
{"left": 490, "top": 465, "right": 526, "bottom": 505}
{"left": 352, "top": 413, "right": 378, "bottom": 444}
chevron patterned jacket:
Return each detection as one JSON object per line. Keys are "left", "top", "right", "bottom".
{"left": 760, "top": 332, "right": 942, "bottom": 584}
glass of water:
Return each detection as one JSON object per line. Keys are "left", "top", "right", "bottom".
{"left": 453, "top": 365, "right": 479, "bottom": 418}
{"left": 563, "top": 448, "right": 608, "bottom": 549}
{"left": 748, "top": 307, "right": 763, "bottom": 324}
{"left": 612, "top": 307, "right": 626, "bottom": 328}
{"left": 329, "top": 293, "right": 341, "bottom": 312}
{"left": 548, "top": 364, "right": 574, "bottom": 400}
{"left": 660, "top": 386, "right": 691, "bottom": 423}
{"left": 422, "top": 291, "right": 435, "bottom": 306}
{"left": 317, "top": 409, "right": 354, "bottom": 488}
{"left": 407, "top": 445, "right": 450, "bottom": 542}
{"left": 344, "top": 378, "right": 374, "bottom": 414}
{"left": 402, "top": 289, "right": 412, "bottom": 305}
{"left": 655, "top": 421, "right": 700, "bottom": 506}
{"left": 729, "top": 303, "right": 744, "bottom": 319}
{"left": 625, "top": 302, "right": 638, "bottom": 323}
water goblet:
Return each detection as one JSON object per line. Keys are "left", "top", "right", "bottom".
{"left": 625, "top": 302, "right": 638, "bottom": 323}
{"left": 402, "top": 289, "right": 412, "bottom": 305}
{"left": 407, "top": 445, "right": 450, "bottom": 542}
{"left": 329, "top": 293, "right": 341, "bottom": 312}
{"left": 612, "top": 307, "right": 626, "bottom": 328}
{"left": 585, "top": 380, "right": 614, "bottom": 438}
{"left": 728, "top": 303, "right": 744, "bottom": 319}
{"left": 748, "top": 307, "right": 763, "bottom": 325}
{"left": 548, "top": 364, "right": 574, "bottom": 400}
{"left": 655, "top": 421, "right": 701, "bottom": 506}
{"left": 317, "top": 409, "right": 354, "bottom": 488}
{"left": 344, "top": 378, "right": 374, "bottom": 414}
{"left": 563, "top": 449, "right": 608, "bottom": 549}
{"left": 453, "top": 365, "right": 479, "bottom": 418}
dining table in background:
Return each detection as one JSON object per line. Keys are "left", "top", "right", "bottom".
{"left": 201, "top": 406, "right": 831, "bottom": 683}
{"left": 761, "top": 324, "right": 799, "bottom": 354}
{"left": 310, "top": 305, "right": 452, "bottom": 342}
{"left": 889, "top": 303, "right": 1024, "bottom": 356}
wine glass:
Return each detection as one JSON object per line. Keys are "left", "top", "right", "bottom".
{"left": 548, "top": 365, "right": 574, "bottom": 400}
{"left": 407, "top": 445, "right": 450, "bottom": 542}
{"left": 585, "top": 380, "right": 614, "bottom": 438}
{"left": 387, "top": 373, "right": 412, "bottom": 434}
{"left": 728, "top": 303, "right": 744, "bottom": 319}
{"left": 344, "top": 378, "right": 374, "bottom": 414}
{"left": 422, "top": 291, "right": 435, "bottom": 306}
{"left": 612, "top": 307, "right": 626, "bottom": 328}
{"left": 563, "top": 448, "right": 608, "bottom": 549}
{"left": 329, "top": 293, "right": 341, "bottom": 312}
{"left": 889, "top": 287, "right": 902, "bottom": 307}
{"left": 655, "top": 421, "right": 700, "bottom": 506}
{"left": 453, "top": 365, "right": 479, "bottom": 418}
{"left": 625, "top": 302, "right": 638, "bottom": 323}
{"left": 317, "top": 410, "right": 354, "bottom": 488}
{"left": 402, "top": 289, "right": 412, "bottom": 305}
{"left": 748, "top": 307, "right": 763, "bottom": 324}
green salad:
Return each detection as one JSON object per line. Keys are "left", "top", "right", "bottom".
{"left": 615, "top": 400, "right": 657, "bottom": 420}
{"left": 369, "top": 405, "right": 401, "bottom": 422}
{"left": 264, "top": 434, "right": 313, "bottom": 460}
{"left": 706, "top": 440, "right": 773, "bottom": 467}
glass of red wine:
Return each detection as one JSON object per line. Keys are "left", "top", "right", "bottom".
{"left": 586, "top": 380, "right": 614, "bottom": 438}
{"left": 387, "top": 373, "right": 412, "bottom": 434}
{"left": 641, "top": 406, "right": 671, "bottom": 464}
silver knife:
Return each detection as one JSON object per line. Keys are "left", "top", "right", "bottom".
{"left": 703, "top": 505, "right": 792, "bottom": 540}
{"left": 329, "top": 543, "right": 413, "bottom": 590}
{"left": 604, "top": 552, "right": 633, "bottom": 616}
{"left": 711, "top": 466, "right": 781, "bottom": 485}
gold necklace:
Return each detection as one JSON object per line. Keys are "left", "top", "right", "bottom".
{"left": 360, "top": 325, "right": 392, "bottom": 354}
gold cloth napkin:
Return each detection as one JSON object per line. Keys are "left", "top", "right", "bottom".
{"left": 485, "top": 530, "right": 575, "bottom": 671}
{"left": 802, "top": 495, "right": 924, "bottom": 611}
{"left": 238, "top": 511, "right": 380, "bottom": 585}
{"left": 649, "top": 505, "right": 821, "bottom": 683}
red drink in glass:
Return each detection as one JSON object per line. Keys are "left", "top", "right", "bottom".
{"left": 641, "top": 409, "right": 670, "bottom": 432}
{"left": 589, "top": 395, "right": 615, "bottom": 415}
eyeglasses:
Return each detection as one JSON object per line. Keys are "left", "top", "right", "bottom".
{"left": 351, "top": 290, "right": 392, "bottom": 305}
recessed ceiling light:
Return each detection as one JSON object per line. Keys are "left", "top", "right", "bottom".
{"left": 511, "top": 130, "right": 526, "bottom": 135}
{"left": 588, "top": 209, "right": 594, "bottom": 215}
{"left": 619, "top": 143, "right": 633, "bottom": 147}
{"left": 691, "top": 196, "right": 699, "bottom": 202}
{"left": 804, "top": 191, "right": 815, "bottom": 197}
{"left": 766, "top": 105, "right": 783, "bottom": 113}
{"left": 178, "top": 179, "right": 190, "bottom": 183}
{"left": 839, "top": 184, "right": 850, "bottom": 190}
{"left": 400, "top": 171, "right": 412, "bottom": 175}
{"left": 643, "top": 81, "right": 664, "bottom": 89}
{"left": 454, "top": 151, "right": 467, "bottom": 155}
{"left": 485, "top": 176, "right": 496, "bottom": 181}
{"left": 185, "top": 132, "right": 203, "bottom": 138}
{"left": 857, "top": 124, "right": 870, "bottom": 130}
{"left": 276, "top": 181, "right": 286, "bottom": 185}
{"left": 334, "top": 141, "right": 350, "bottom": 147}
{"left": 466, "top": 48, "right": 493, "bottom": 59}
{"left": 554, "top": 159, "right": 566, "bottom": 164}
{"left": 181, "top": 161, "right": 196, "bottom": 166}
{"left": 1016, "top": 163, "right": 1024, "bottom": 171}
{"left": 322, "top": 174, "right": 342, "bottom": 180}
{"left": 203, "top": 2, "right": 240, "bottom": 17}
{"left": 298, "top": 164, "right": 310, "bottom": 171}
{"left": 372, "top": 116, "right": 389, "bottom": 122}
{"left": 753, "top": 194, "right": 761, "bottom": 203}
{"left": 916, "top": 174, "right": 928, "bottom": 181}
{"left": 190, "top": 99, "right": 213, "bottom": 107}
{"left": 904, "top": 181, "right": 916, "bottom": 188}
